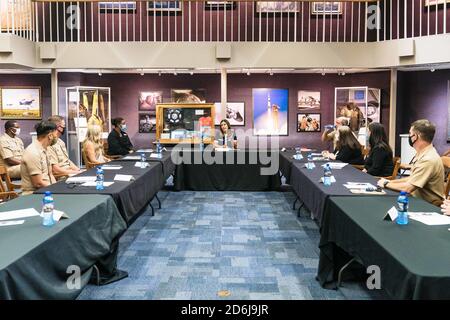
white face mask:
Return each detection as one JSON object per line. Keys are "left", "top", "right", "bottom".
{"left": 13, "top": 128, "right": 21, "bottom": 136}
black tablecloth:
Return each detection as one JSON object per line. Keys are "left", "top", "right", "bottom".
{"left": 36, "top": 161, "right": 163, "bottom": 224}
{"left": 173, "top": 149, "right": 282, "bottom": 191}
{"left": 318, "top": 196, "right": 450, "bottom": 299}
{"left": 121, "top": 151, "right": 175, "bottom": 182}
{"left": 0, "top": 194, "right": 126, "bottom": 299}
{"left": 290, "top": 162, "right": 396, "bottom": 225}
{"left": 279, "top": 150, "right": 327, "bottom": 184}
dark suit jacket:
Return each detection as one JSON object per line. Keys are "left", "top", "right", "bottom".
{"left": 107, "top": 130, "right": 133, "bottom": 156}
{"left": 334, "top": 145, "right": 364, "bottom": 165}
{"left": 364, "top": 145, "right": 394, "bottom": 177}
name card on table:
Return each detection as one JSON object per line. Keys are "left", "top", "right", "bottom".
{"left": 150, "top": 153, "right": 163, "bottom": 159}
{"left": 293, "top": 154, "right": 304, "bottom": 160}
{"left": 304, "top": 162, "right": 316, "bottom": 170}
{"left": 319, "top": 176, "right": 337, "bottom": 184}
{"left": 384, "top": 206, "right": 399, "bottom": 221}
{"left": 114, "top": 174, "right": 134, "bottom": 182}
{"left": 134, "top": 162, "right": 149, "bottom": 168}
{"left": 81, "top": 181, "right": 114, "bottom": 187}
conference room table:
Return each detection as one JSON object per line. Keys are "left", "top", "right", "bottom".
{"left": 121, "top": 150, "right": 175, "bottom": 183}
{"left": 36, "top": 160, "right": 164, "bottom": 224}
{"left": 290, "top": 161, "right": 396, "bottom": 225}
{"left": 0, "top": 194, "right": 126, "bottom": 299}
{"left": 173, "top": 149, "right": 282, "bottom": 191}
{"left": 318, "top": 196, "right": 450, "bottom": 299}
{"left": 279, "top": 149, "right": 328, "bottom": 184}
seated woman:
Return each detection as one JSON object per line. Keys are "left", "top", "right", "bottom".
{"left": 214, "top": 119, "right": 237, "bottom": 149}
{"left": 107, "top": 117, "right": 134, "bottom": 156}
{"left": 323, "top": 126, "right": 364, "bottom": 165}
{"left": 363, "top": 122, "right": 394, "bottom": 177}
{"left": 82, "top": 125, "right": 111, "bottom": 166}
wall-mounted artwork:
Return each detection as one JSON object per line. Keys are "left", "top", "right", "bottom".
{"left": 425, "top": 0, "right": 449, "bottom": 6}
{"left": 99, "top": 2, "right": 136, "bottom": 11}
{"left": 214, "top": 102, "right": 245, "bottom": 126}
{"left": 147, "top": 1, "right": 182, "bottom": 12}
{"left": 171, "top": 89, "right": 206, "bottom": 103}
{"left": 139, "top": 91, "right": 163, "bottom": 111}
{"left": 256, "top": 1, "right": 300, "bottom": 13}
{"left": 0, "top": 87, "right": 42, "bottom": 119}
{"left": 139, "top": 113, "right": 156, "bottom": 133}
{"left": 0, "top": 0, "right": 32, "bottom": 31}
{"left": 298, "top": 90, "right": 321, "bottom": 110}
{"left": 297, "top": 113, "right": 321, "bottom": 132}
{"left": 252, "top": 88, "right": 289, "bottom": 136}
{"left": 447, "top": 81, "right": 450, "bottom": 142}
{"left": 311, "top": 2, "right": 342, "bottom": 15}
{"left": 205, "top": 1, "right": 235, "bottom": 10}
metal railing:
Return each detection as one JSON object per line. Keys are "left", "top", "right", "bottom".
{"left": 0, "top": 1, "right": 449, "bottom": 42}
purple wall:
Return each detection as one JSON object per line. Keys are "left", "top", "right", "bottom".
{"left": 0, "top": 74, "right": 52, "bottom": 147}
{"left": 397, "top": 70, "right": 450, "bottom": 155}
{"left": 58, "top": 71, "right": 390, "bottom": 150}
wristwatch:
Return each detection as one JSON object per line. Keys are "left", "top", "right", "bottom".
{"left": 383, "top": 180, "right": 389, "bottom": 188}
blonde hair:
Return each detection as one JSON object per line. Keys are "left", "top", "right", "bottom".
{"left": 82, "top": 125, "right": 103, "bottom": 159}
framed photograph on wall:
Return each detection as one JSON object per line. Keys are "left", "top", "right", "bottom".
{"left": 139, "top": 91, "right": 163, "bottom": 111}
{"left": 139, "top": 113, "right": 157, "bottom": 133}
{"left": 99, "top": 2, "right": 136, "bottom": 11}
{"left": 214, "top": 102, "right": 245, "bottom": 126}
{"left": 171, "top": 89, "right": 206, "bottom": 103}
{"left": 252, "top": 88, "right": 289, "bottom": 136}
{"left": 0, "top": 87, "right": 42, "bottom": 119}
{"left": 297, "top": 113, "right": 321, "bottom": 132}
{"left": 311, "top": 2, "right": 342, "bottom": 15}
{"left": 256, "top": 1, "right": 300, "bottom": 13}
{"left": 147, "top": 1, "right": 182, "bottom": 12}
{"left": 425, "top": 0, "right": 450, "bottom": 6}
{"left": 298, "top": 90, "right": 321, "bottom": 110}
{"left": 205, "top": 1, "right": 235, "bottom": 10}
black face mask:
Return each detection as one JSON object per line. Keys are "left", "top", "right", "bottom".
{"left": 408, "top": 135, "right": 416, "bottom": 147}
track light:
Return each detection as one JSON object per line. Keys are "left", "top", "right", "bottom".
{"left": 246, "top": 70, "right": 251, "bottom": 76}
{"left": 158, "top": 71, "right": 162, "bottom": 76}
{"left": 190, "top": 71, "right": 194, "bottom": 75}
{"left": 140, "top": 69, "right": 144, "bottom": 76}
{"left": 321, "top": 69, "right": 326, "bottom": 76}
{"left": 269, "top": 69, "right": 273, "bottom": 76}
{"left": 173, "top": 71, "right": 177, "bottom": 76}
{"left": 98, "top": 71, "right": 102, "bottom": 76}
{"left": 430, "top": 68, "right": 435, "bottom": 72}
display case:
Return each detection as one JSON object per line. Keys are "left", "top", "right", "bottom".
{"left": 156, "top": 103, "right": 215, "bottom": 144}
{"left": 334, "top": 87, "right": 381, "bottom": 146}
{"left": 66, "top": 86, "right": 111, "bottom": 167}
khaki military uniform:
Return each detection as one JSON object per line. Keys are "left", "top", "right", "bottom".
{"left": 409, "top": 144, "right": 445, "bottom": 206}
{"left": 21, "top": 141, "right": 53, "bottom": 194}
{"left": 0, "top": 133, "right": 24, "bottom": 179}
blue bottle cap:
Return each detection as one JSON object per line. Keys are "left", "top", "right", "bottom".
{"left": 400, "top": 191, "right": 407, "bottom": 195}
{"left": 44, "top": 191, "right": 52, "bottom": 196}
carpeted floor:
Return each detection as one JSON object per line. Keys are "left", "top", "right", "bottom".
{"left": 77, "top": 190, "right": 388, "bottom": 300}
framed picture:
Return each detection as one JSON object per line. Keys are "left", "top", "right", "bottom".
{"left": 171, "top": 89, "right": 206, "bottom": 103}
{"left": 1, "top": 0, "right": 32, "bottom": 31}
{"left": 214, "top": 102, "right": 245, "bottom": 126}
{"left": 205, "top": 1, "right": 235, "bottom": 10}
{"left": 252, "top": 88, "right": 288, "bottom": 136}
{"left": 0, "top": 87, "right": 42, "bottom": 119}
{"left": 297, "top": 113, "right": 321, "bottom": 132}
{"left": 256, "top": 1, "right": 300, "bottom": 13}
{"left": 298, "top": 90, "right": 321, "bottom": 110}
{"left": 425, "top": 0, "right": 450, "bottom": 6}
{"left": 139, "top": 113, "right": 157, "bottom": 133}
{"left": 311, "top": 2, "right": 342, "bottom": 15}
{"left": 99, "top": 2, "right": 136, "bottom": 11}
{"left": 139, "top": 91, "right": 163, "bottom": 111}
{"left": 147, "top": 1, "right": 182, "bottom": 12}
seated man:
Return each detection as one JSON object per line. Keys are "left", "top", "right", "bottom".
{"left": 47, "top": 115, "right": 81, "bottom": 179}
{"left": 21, "top": 121, "right": 57, "bottom": 194}
{"left": 378, "top": 119, "right": 445, "bottom": 206}
{"left": 107, "top": 117, "right": 134, "bottom": 156}
{"left": 0, "top": 120, "right": 24, "bottom": 179}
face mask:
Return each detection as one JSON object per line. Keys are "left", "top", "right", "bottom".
{"left": 13, "top": 128, "right": 20, "bottom": 136}
{"left": 408, "top": 134, "right": 416, "bottom": 148}
{"left": 121, "top": 124, "right": 127, "bottom": 132}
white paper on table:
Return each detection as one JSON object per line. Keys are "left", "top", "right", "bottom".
{"left": 343, "top": 182, "right": 376, "bottom": 189}
{"left": 0, "top": 220, "right": 25, "bottom": 226}
{"left": 310, "top": 153, "right": 323, "bottom": 156}
{"left": 123, "top": 155, "right": 141, "bottom": 160}
{"left": 215, "top": 147, "right": 230, "bottom": 152}
{"left": 149, "top": 153, "right": 162, "bottom": 159}
{"left": 102, "top": 166, "right": 123, "bottom": 170}
{"left": 304, "top": 162, "right": 316, "bottom": 169}
{"left": 312, "top": 157, "right": 325, "bottom": 161}
{"left": 322, "top": 162, "right": 348, "bottom": 169}
{"left": 66, "top": 176, "right": 97, "bottom": 184}
{"left": 292, "top": 154, "right": 304, "bottom": 160}
{"left": 81, "top": 181, "right": 114, "bottom": 187}
{"left": 320, "top": 176, "right": 337, "bottom": 184}
{"left": 114, "top": 174, "right": 134, "bottom": 182}
{"left": 134, "top": 162, "right": 149, "bottom": 168}
{"left": 0, "top": 208, "right": 40, "bottom": 221}
{"left": 52, "top": 210, "right": 69, "bottom": 222}
{"left": 409, "top": 212, "right": 450, "bottom": 225}
{"left": 137, "top": 149, "right": 153, "bottom": 153}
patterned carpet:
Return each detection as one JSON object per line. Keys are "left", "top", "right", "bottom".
{"left": 78, "top": 190, "right": 388, "bottom": 300}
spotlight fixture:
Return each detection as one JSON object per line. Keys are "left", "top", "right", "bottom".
{"left": 430, "top": 68, "right": 435, "bottom": 72}
{"left": 98, "top": 71, "right": 102, "bottom": 76}
{"left": 269, "top": 69, "right": 274, "bottom": 76}
{"left": 158, "top": 71, "right": 162, "bottom": 76}
{"left": 246, "top": 70, "right": 251, "bottom": 76}
{"left": 190, "top": 71, "right": 194, "bottom": 75}
{"left": 173, "top": 71, "right": 177, "bottom": 76}
{"left": 341, "top": 70, "right": 346, "bottom": 76}
{"left": 140, "top": 69, "right": 144, "bottom": 76}
{"left": 321, "top": 69, "right": 326, "bottom": 76}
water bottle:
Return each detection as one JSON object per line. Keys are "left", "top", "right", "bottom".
{"left": 307, "top": 153, "right": 313, "bottom": 162}
{"left": 323, "top": 164, "right": 332, "bottom": 186}
{"left": 396, "top": 191, "right": 409, "bottom": 225}
{"left": 96, "top": 166, "right": 104, "bottom": 190}
{"left": 42, "top": 191, "right": 55, "bottom": 227}
{"left": 199, "top": 132, "right": 204, "bottom": 152}
{"left": 156, "top": 140, "right": 162, "bottom": 154}
{"left": 140, "top": 153, "right": 146, "bottom": 168}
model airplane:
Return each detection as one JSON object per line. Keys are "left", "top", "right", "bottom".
{"left": 19, "top": 99, "right": 35, "bottom": 106}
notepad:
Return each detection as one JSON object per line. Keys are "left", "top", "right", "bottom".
{"left": 0, "top": 220, "right": 25, "bottom": 226}
{"left": 102, "top": 165, "right": 123, "bottom": 170}
{"left": 322, "top": 162, "right": 348, "bottom": 169}
{"left": 81, "top": 181, "right": 114, "bottom": 187}
{"left": 409, "top": 212, "right": 450, "bottom": 225}
{"left": 123, "top": 155, "right": 141, "bottom": 160}
{"left": 137, "top": 149, "right": 153, "bottom": 153}
{"left": 114, "top": 174, "right": 134, "bottom": 182}
{"left": 344, "top": 182, "right": 376, "bottom": 189}
{"left": 66, "top": 176, "right": 97, "bottom": 184}
{"left": 134, "top": 162, "right": 149, "bottom": 168}
{"left": 149, "top": 153, "right": 163, "bottom": 159}
{"left": 0, "top": 208, "right": 40, "bottom": 221}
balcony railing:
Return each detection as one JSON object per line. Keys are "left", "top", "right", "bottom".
{"left": 0, "top": 1, "right": 449, "bottom": 42}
